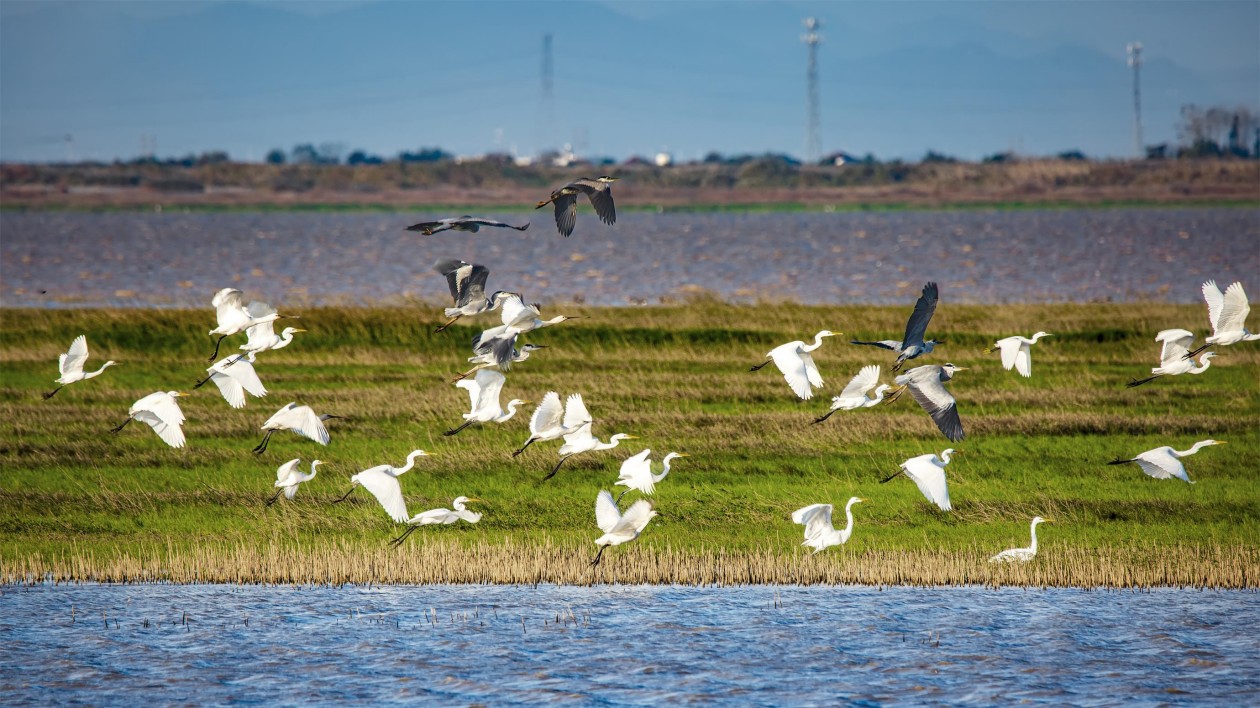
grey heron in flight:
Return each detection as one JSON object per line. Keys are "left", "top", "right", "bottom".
{"left": 471, "top": 294, "right": 577, "bottom": 368}
{"left": 535, "top": 176, "right": 619, "bottom": 237}
{"left": 453, "top": 343, "right": 546, "bottom": 382}
{"left": 884, "top": 363, "right": 967, "bottom": 442}
{"left": 431, "top": 259, "right": 517, "bottom": 333}
{"left": 1127, "top": 329, "right": 1215, "bottom": 388}
{"left": 851, "top": 282, "right": 942, "bottom": 371}
{"left": 405, "top": 216, "right": 529, "bottom": 236}
{"left": 1185, "top": 280, "right": 1258, "bottom": 358}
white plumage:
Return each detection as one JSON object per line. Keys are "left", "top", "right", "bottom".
{"left": 590, "top": 490, "right": 658, "bottom": 566}
{"left": 254, "top": 402, "right": 341, "bottom": 454}
{"left": 1201, "top": 280, "right": 1257, "bottom": 347}
{"left": 986, "top": 332, "right": 1052, "bottom": 377}
{"left": 115, "top": 391, "right": 188, "bottom": 449}
{"left": 883, "top": 449, "right": 959, "bottom": 512}
{"left": 753, "top": 330, "right": 838, "bottom": 400}
{"left": 44, "top": 335, "right": 118, "bottom": 399}
{"left": 814, "top": 365, "right": 890, "bottom": 423}
{"left": 1108, "top": 440, "right": 1225, "bottom": 484}
{"left": 269, "top": 459, "right": 322, "bottom": 504}
{"left": 333, "top": 450, "right": 433, "bottom": 522}
{"left": 203, "top": 352, "right": 267, "bottom": 408}
{"left": 615, "top": 449, "right": 688, "bottom": 499}
{"left": 546, "top": 394, "right": 636, "bottom": 480}
{"left": 514, "top": 391, "right": 589, "bottom": 457}
{"left": 989, "top": 517, "right": 1050, "bottom": 563}
{"left": 446, "top": 369, "right": 527, "bottom": 435}
{"left": 792, "top": 497, "right": 863, "bottom": 553}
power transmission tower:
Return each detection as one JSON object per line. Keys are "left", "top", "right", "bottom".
{"left": 541, "top": 33, "right": 555, "bottom": 155}
{"left": 802, "top": 17, "right": 822, "bottom": 164}
{"left": 1127, "top": 42, "right": 1143, "bottom": 158}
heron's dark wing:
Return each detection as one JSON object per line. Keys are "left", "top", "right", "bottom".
{"left": 457, "top": 265, "right": 491, "bottom": 307}
{"left": 553, "top": 193, "right": 578, "bottom": 237}
{"left": 902, "top": 282, "right": 939, "bottom": 348}
{"left": 850, "top": 339, "right": 904, "bottom": 352}
{"left": 573, "top": 181, "right": 616, "bottom": 225}
{"left": 462, "top": 217, "right": 530, "bottom": 232}
{"left": 907, "top": 377, "right": 964, "bottom": 442}
{"left": 432, "top": 259, "right": 472, "bottom": 302}
{"left": 406, "top": 219, "right": 454, "bottom": 235}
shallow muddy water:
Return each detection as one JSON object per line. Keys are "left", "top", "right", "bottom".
{"left": 1, "top": 583, "right": 1257, "bottom": 703}
{"left": 2, "top": 208, "right": 1256, "bottom": 307}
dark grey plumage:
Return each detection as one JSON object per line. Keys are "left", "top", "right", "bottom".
{"left": 406, "top": 216, "right": 529, "bottom": 236}
{"left": 851, "top": 282, "right": 942, "bottom": 371}
{"left": 535, "top": 176, "right": 619, "bottom": 237}
{"left": 886, "top": 362, "right": 966, "bottom": 442}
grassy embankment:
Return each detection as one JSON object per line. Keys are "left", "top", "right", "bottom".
{"left": 1, "top": 303, "right": 1257, "bottom": 587}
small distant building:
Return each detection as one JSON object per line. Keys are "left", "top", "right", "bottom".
{"left": 823, "top": 151, "right": 862, "bottom": 166}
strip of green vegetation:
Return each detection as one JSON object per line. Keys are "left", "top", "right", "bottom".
{"left": 1, "top": 303, "right": 1257, "bottom": 583}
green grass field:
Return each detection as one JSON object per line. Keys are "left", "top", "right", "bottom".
{"left": 1, "top": 303, "right": 1257, "bottom": 586}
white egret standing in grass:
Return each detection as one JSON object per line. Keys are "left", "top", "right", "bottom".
{"left": 884, "top": 363, "right": 967, "bottom": 442}
{"left": 535, "top": 176, "right": 619, "bottom": 237}
{"left": 443, "top": 369, "right": 529, "bottom": 436}
{"left": 615, "top": 450, "right": 689, "bottom": 502}
{"left": 512, "top": 391, "right": 590, "bottom": 457}
{"left": 207, "top": 289, "right": 296, "bottom": 361}
{"left": 749, "top": 330, "right": 840, "bottom": 400}
{"left": 984, "top": 332, "right": 1052, "bottom": 378}
{"left": 267, "top": 459, "right": 323, "bottom": 506}
{"left": 254, "top": 402, "right": 344, "bottom": 454}
{"left": 850, "top": 282, "right": 942, "bottom": 371}
{"left": 430, "top": 259, "right": 518, "bottom": 333}
{"left": 472, "top": 294, "right": 578, "bottom": 368}
{"left": 453, "top": 343, "right": 546, "bottom": 382}
{"left": 880, "top": 449, "right": 960, "bottom": 512}
{"left": 331, "top": 450, "right": 433, "bottom": 518}
{"left": 111, "top": 391, "right": 188, "bottom": 449}
{"left": 1186, "top": 280, "right": 1257, "bottom": 358}
{"left": 545, "top": 394, "right": 636, "bottom": 480}
{"left": 792, "top": 497, "right": 864, "bottom": 553}
{"left": 1127, "top": 329, "right": 1215, "bottom": 388}
{"left": 590, "top": 489, "right": 656, "bottom": 567}
{"left": 1107, "top": 440, "right": 1224, "bottom": 483}
{"left": 43, "top": 335, "right": 118, "bottom": 399}
{"left": 390, "top": 497, "right": 485, "bottom": 547}
{"left": 989, "top": 517, "right": 1050, "bottom": 563}
{"left": 194, "top": 352, "right": 267, "bottom": 408}
{"left": 813, "top": 365, "right": 890, "bottom": 423}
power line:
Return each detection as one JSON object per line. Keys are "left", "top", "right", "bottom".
{"left": 802, "top": 17, "right": 822, "bottom": 163}
{"left": 1127, "top": 42, "right": 1143, "bottom": 157}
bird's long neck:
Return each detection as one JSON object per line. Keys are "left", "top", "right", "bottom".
{"left": 1174, "top": 441, "right": 1213, "bottom": 458}
{"left": 654, "top": 458, "right": 673, "bottom": 484}
{"left": 275, "top": 331, "right": 295, "bottom": 349}
{"left": 802, "top": 332, "right": 829, "bottom": 353}
{"left": 499, "top": 402, "right": 523, "bottom": 421}
{"left": 1029, "top": 520, "right": 1039, "bottom": 552}
{"left": 307, "top": 462, "right": 319, "bottom": 480}
{"left": 394, "top": 452, "right": 424, "bottom": 475}
{"left": 938, "top": 451, "right": 952, "bottom": 464}
{"left": 543, "top": 316, "right": 567, "bottom": 326}
{"left": 1243, "top": 332, "right": 1260, "bottom": 342}
{"left": 842, "top": 502, "right": 857, "bottom": 540}
{"left": 82, "top": 363, "right": 112, "bottom": 379}
{"left": 1190, "top": 355, "right": 1213, "bottom": 374}
{"left": 1028, "top": 333, "right": 1049, "bottom": 343}
{"left": 595, "top": 436, "right": 625, "bottom": 452}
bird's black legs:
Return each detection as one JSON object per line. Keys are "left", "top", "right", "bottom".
{"left": 1126, "top": 374, "right": 1162, "bottom": 388}
{"left": 749, "top": 360, "right": 771, "bottom": 372}
{"left": 879, "top": 469, "right": 906, "bottom": 484}
{"left": 1106, "top": 458, "right": 1136, "bottom": 466}
{"left": 542, "top": 455, "right": 571, "bottom": 481}
{"left": 433, "top": 316, "right": 460, "bottom": 334}
{"left": 252, "top": 431, "right": 274, "bottom": 455}
{"left": 207, "top": 334, "right": 227, "bottom": 362}
{"left": 110, "top": 417, "right": 132, "bottom": 434}
{"left": 193, "top": 373, "right": 212, "bottom": 389}
{"left": 390, "top": 525, "right": 420, "bottom": 548}
{"left": 1183, "top": 344, "right": 1209, "bottom": 360}
{"left": 615, "top": 489, "right": 630, "bottom": 504}
{"left": 41, "top": 386, "right": 64, "bottom": 400}
{"left": 331, "top": 487, "right": 355, "bottom": 504}
{"left": 882, "top": 385, "right": 907, "bottom": 404}
{"left": 443, "top": 420, "right": 474, "bottom": 437}
{"left": 812, "top": 409, "right": 839, "bottom": 425}
{"left": 450, "top": 367, "right": 477, "bottom": 383}
{"left": 589, "top": 545, "right": 608, "bottom": 568}
{"left": 512, "top": 437, "right": 538, "bottom": 458}
{"left": 265, "top": 488, "right": 284, "bottom": 506}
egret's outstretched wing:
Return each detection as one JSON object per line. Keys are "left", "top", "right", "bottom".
{"left": 791, "top": 503, "right": 835, "bottom": 543}
{"left": 499, "top": 295, "right": 538, "bottom": 329}
{"left": 279, "top": 405, "right": 329, "bottom": 445}
{"left": 1013, "top": 346, "right": 1032, "bottom": 378}
{"left": 60, "top": 335, "right": 89, "bottom": 377}
{"left": 275, "top": 458, "right": 301, "bottom": 482}
{"left": 243, "top": 319, "right": 276, "bottom": 350}
{"left": 472, "top": 369, "right": 507, "bottom": 413}
{"left": 595, "top": 490, "right": 621, "bottom": 534}
{"left": 563, "top": 393, "right": 592, "bottom": 432}
{"left": 1156, "top": 329, "right": 1196, "bottom": 363}
{"left": 1217, "top": 282, "right": 1251, "bottom": 334}
{"left": 1200, "top": 280, "right": 1225, "bottom": 332}
{"left": 902, "top": 282, "right": 939, "bottom": 347}
{"left": 839, "top": 365, "right": 880, "bottom": 399}
{"left": 1134, "top": 457, "right": 1178, "bottom": 480}
{"left": 770, "top": 347, "right": 813, "bottom": 400}
{"left": 617, "top": 499, "right": 655, "bottom": 534}
{"left": 212, "top": 288, "right": 248, "bottom": 329}
{"left": 800, "top": 351, "right": 824, "bottom": 388}
{"left": 616, "top": 449, "right": 654, "bottom": 492}
{"left": 530, "top": 392, "right": 564, "bottom": 435}
{"left": 356, "top": 468, "right": 408, "bottom": 523}
{"left": 904, "top": 461, "right": 952, "bottom": 511}
{"left": 553, "top": 193, "right": 579, "bottom": 237}
{"left": 455, "top": 377, "right": 482, "bottom": 413}
{"left": 134, "top": 409, "right": 186, "bottom": 449}
{"left": 997, "top": 339, "right": 1020, "bottom": 372}
{"left": 211, "top": 371, "right": 247, "bottom": 409}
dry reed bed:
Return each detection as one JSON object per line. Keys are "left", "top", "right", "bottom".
{"left": 4, "top": 540, "right": 1255, "bottom": 589}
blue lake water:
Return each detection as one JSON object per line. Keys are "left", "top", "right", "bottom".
{"left": 2, "top": 208, "right": 1257, "bottom": 307}
{"left": 1, "top": 583, "right": 1256, "bottom": 704}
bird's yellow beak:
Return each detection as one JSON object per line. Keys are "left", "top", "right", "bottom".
{"left": 466, "top": 497, "right": 485, "bottom": 504}
{"left": 174, "top": 392, "right": 189, "bottom": 397}
{"left": 623, "top": 435, "right": 640, "bottom": 440}
{"left": 293, "top": 328, "right": 308, "bottom": 333}
{"left": 520, "top": 401, "right": 533, "bottom": 405}
{"left": 1043, "top": 518, "right": 1053, "bottom": 523}
{"left": 857, "top": 498, "right": 866, "bottom": 503}
{"left": 1217, "top": 441, "right": 1228, "bottom": 444}
{"left": 953, "top": 366, "right": 969, "bottom": 371}
{"left": 676, "top": 453, "right": 691, "bottom": 458}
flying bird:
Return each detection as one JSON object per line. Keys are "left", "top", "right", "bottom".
{"left": 512, "top": 390, "right": 590, "bottom": 457}
{"left": 1127, "top": 329, "right": 1215, "bottom": 388}
{"left": 989, "top": 517, "right": 1050, "bottom": 563}
{"left": 431, "top": 259, "right": 517, "bottom": 333}
{"left": 194, "top": 352, "right": 267, "bottom": 409}
{"left": 405, "top": 215, "right": 529, "bottom": 236}
{"left": 884, "top": 363, "right": 967, "bottom": 442}
{"left": 443, "top": 369, "right": 529, "bottom": 436}
{"left": 267, "top": 459, "right": 323, "bottom": 506}
{"left": 615, "top": 449, "right": 689, "bottom": 501}
{"left": 1107, "top": 439, "right": 1225, "bottom": 483}
{"left": 985, "top": 332, "right": 1052, "bottom": 378}
{"left": 880, "top": 449, "right": 960, "bottom": 512}
{"left": 332, "top": 450, "right": 433, "bottom": 516}
{"left": 43, "top": 335, "right": 118, "bottom": 399}
{"left": 1186, "top": 280, "right": 1257, "bottom": 358}
{"left": 535, "top": 176, "right": 619, "bottom": 237}
{"left": 813, "top": 365, "right": 890, "bottom": 423}
{"left": 111, "top": 391, "right": 188, "bottom": 449}
{"left": 750, "top": 330, "right": 840, "bottom": 400}
{"left": 254, "top": 402, "right": 343, "bottom": 454}
{"left": 590, "top": 489, "right": 657, "bottom": 567}
{"left": 453, "top": 343, "right": 546, "bottom": 382}
{"left": 850, "top": 282, "right": 941, "bottom": 371}
{"left": 545, "top": 394, "right": 635, "bottom": 480}
{"left": 792, "top": 497, "right": 864, "bottom": 553}
{"left": 472, "top": 294, "right": 577, "bottom": 368}
{"left": 207, "top": 288, "right": 295, "bottom": 361}
{"left": 390, "top": 497, "right": 485, "bottom": 547}
{"left": 239, "top": 301, "right": 305, "bottom": 355}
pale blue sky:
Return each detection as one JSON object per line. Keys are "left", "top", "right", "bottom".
{"left": 2, "top": 1, "right": 1257, "bottom": 163}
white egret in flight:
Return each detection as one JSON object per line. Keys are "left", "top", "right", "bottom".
{"left": 472, "top": 294, "right": 577, "bottom": 368}
{"left": 1107, "top": 439, "right": 1224, "bottom": 483}
{"left": 254, "top": 402, "right": 343, "bottom": 454}
{"left": 194, "top": 352, "right": 267, "bottom": 408}
{"left": 792, "top": 497, "right": 864, "bottom": 553}
{"left": 1186, "top": 280, "right": 1257, "bottom": 358}
{"left": 111, "top": 391, "right": 188, "bottom": 449}
{"left": 453, "top": 343, "right": 546, "bottom": 382}
{"left": 512, "top": 391, "right": 590, "bottom": 457}
{"left": 813, "top": 365, "right": 890, "bottom": 423}
{"left": 884, "top": 363, "right": 967, "bottom": 442}
{"left": 615, "top": 449, "right": 689, "bottom": 501}
{"left": 267, "top": 459, "right": 323, "bottom": 506}
{"left": 880, "top": 449, "right": 960, "bottom": 511}
{"left": 389, "top": 496, "right": 485, "bottom": 547}
{"left": 430, "top": 259, "right": 518, "bottom": 333}
{"left": 332, "top": 450, "right": 433, "bottom": 515}
{"left": 1127, "top": 329, "right": 1215, "bottom": 388}
{"left": 239, "top": 301, "right": 305, "bottom": 355}
{"left": 545, "top": 394, "right": 636, "bottom": 480}
{"left": 444, "top": 369, "right": 529, "bottom": 436}
{"left": 750, "top": 330, "right": 840, "bottom": 400}
{"left": 43, "top": 335, "right": 118, "bottom": 399}
{"left": 535, "top": 176, "right": 619, "bottom": 237}
{"left": 207, "top": 288, "right": 296, "bottom": 361}
{"left": 406, "top": 216, "right": 529, "bottom": 236}
{"left": 850, "top": 282, "right": 942, "bottom": 371}
{"left": 590, "top": 489, "right": 657, "bottom": 567}
{"left": 989, "top": 517, "right": 1050, "bottom": 563}
{"left": 984, "top": 332, "right": 1052, "bottom": 377}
